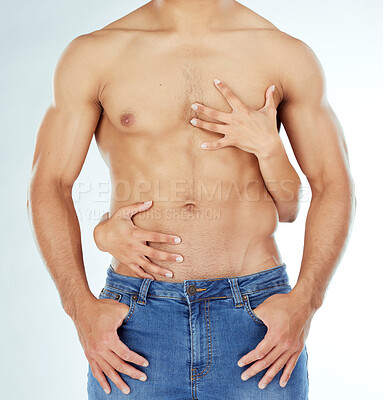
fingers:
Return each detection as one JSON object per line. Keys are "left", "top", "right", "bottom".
{"left": 139, "top": 243, "right": 183, "bottom": 263}
{"left": 240, "top": 346, "right": 285, "bottom": 382}
{"left": 259, "top": 84, "right": 276, "bottom": 112}
{"left": 213, "top": 78, "right": 243, "bottom": 110}
{"left": 191, "top": 102, "right": 231, "bottom": 123}
{"left": 258, "top": 351, "right": 292, "bottom": 389}
{"left": 112, "top": 338, "right": 149, "bottom": 368}
{"left": 238, "top": 332, "right": 275, "bottom": 366}
{"left": 103, "top": 350, "right": 148, "bottom": 382}
{"left": 138, "top": 256, "right": 174, "bottom": 278}
{"left": 279, "top": 352, "right": 300, "bottom": 388}
{"left": 127, "top": 262, "right": 156, "bottom": 280}
{"left": 89, "top": 359, "right": 111, "bottom": 395}
{"left": 117, "top": 201, "right": 153, "bottom": 220}
{"left": 134, "top": 228, "right": 181, "bottom": 245}
{"left": 94, "top": 355, "right": 132, "bottom": 395}
{"left": 201, "top": 138, "right": 231, "bottom": 150}
{"left": 190, "top": 117, "right": 227, "bottom": 134}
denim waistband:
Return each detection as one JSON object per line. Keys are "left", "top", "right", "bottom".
{"left": 104, "top": 263, "right": 289, "bottom": 304}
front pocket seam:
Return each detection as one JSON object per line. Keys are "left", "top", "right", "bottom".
{"left": 100, "top": 289, "right": 136, "bottom": 324}
{"left": 243, "top": 294, "right": 265, "bottom": 326}
{"left": 122, "top": 295, "right": 137, "bottom": 324}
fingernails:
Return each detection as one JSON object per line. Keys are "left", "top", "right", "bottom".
{"left": 214, "top": 78, "right": 221, "bottom": 85}
{"left": 174, "top": 237, "right": 181, "bottom": 244}
{"left": 238, "top": 361, "right": 244, "bottom": 367}
{"left": 271, "top": 84, "right": 275, "bottom": 93}
{"left": 201, "top": 143, "right": 208, "bottom": 149}
{"left": 142, "top": 360, "right": 149, "bottom": 367}
{"left": 139, "top": 375, "right": 147, "bottom": 381}
{"left": 122, "top": 388, "right": 130, "bottom": 394}
{"left": 190, "top": 118, "right": 197, "bottom": 126}
{"left": 280, "top": 380, "right": 287, "bottom": 387}
{"left": 259, "top": 382, "right": 266, "bottom": 389}
{"left": 176, "top": 255, "right": 183, "bottom": 263}
{"left": 103, "top": 388, "right": 110, "bottom": 394}
{"left": 191, "top": 104, "right": 198, "bottom": 110}
{"left": 165, "top": 272, "right": 173, "bottom": 278}
{"left": 241, "top": 374, "right": 249, "bottom": 381}
{"left": 143, "top": 200, "right": 152, "bottom": 205}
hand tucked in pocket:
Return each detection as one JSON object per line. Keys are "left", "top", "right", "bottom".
{"left": 237, "top": 289, "right": 316, "bottom": 389}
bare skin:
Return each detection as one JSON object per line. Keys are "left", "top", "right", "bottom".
{"left": 27, "top": 0, "right": 356, "bottom": 395}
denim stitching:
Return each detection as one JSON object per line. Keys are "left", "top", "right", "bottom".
{"left": 243, "top": 295, "right": 265, "bottom": 326}
{"left": 242, "top": 283, "right": 289, "bottom": 297}
{"left": 104, "top": 283, "right": 289, "bottom": 303}
{"left": 104, "top": 284, "right": 187, "bottom": 300}
{"left": 137, "top": 279, "right": 151, "bottom": 305}
{"left": 192, "top": 377, "right": 197, "bottom": 400}
{"left": 189, "top": 302, "right": 195, "bottom": 383}
{"left": 122, "top": 295, "right": 137, "bottom": 324}
{"left": 193, "top": 299, "right": 212, "bottom": 379}
{"left": 185, "top": 263, "right": 286, "bottom": 283}
{"left": 234, "top": 278, "right": 244, "bottom": 307}
{"left": 190, "top": 311, "right": 198, "bottom": 400}
{"left": 104, "top": 284, "right": 137, "bottom": 296}
{"left": 100, "top": 288, "right": 122, "bottom": 301}
{"left": 190, "top": 296, "right": 229, "bottom": 303}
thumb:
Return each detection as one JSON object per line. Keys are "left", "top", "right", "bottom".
{"left": 261, "top": 85, "right": 276, "bottom": 111}
{"left": 117, "top": 200, "right": 153, "bottom": 220}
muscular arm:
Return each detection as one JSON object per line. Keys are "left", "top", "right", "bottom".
{"left": 279, "top": 39, "right": 356, "bottom": 308}
{"left": 237, "top": 37, "right": 356, "bottom": 388}
{"left": 27, "top": 34, "right": 102, "bottom": 318}
{"left": 28, "top": 35, "right": 149, "bottom": 394}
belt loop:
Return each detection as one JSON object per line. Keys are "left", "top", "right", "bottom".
{"left": 227, "top": 277, "right": 244, "bottom": 308}
{"left": 137, "top": 278, "right": 153, "bottom": 305}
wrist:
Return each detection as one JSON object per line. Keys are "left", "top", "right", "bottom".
{"left": 63, "top": 291, "right": 97, "bottom": 321}
{"left": 256, "top": 135, "right": 285, "bottom": 161}
{"left": 291, "top": 281, "right": 324, "bottom": 312}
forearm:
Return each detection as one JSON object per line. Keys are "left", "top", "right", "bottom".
{"left": 257, "top": 138, "right": 301, "bottom": 222}
{"left": 27, "top": 177, "right": 96, "bottom": 319}
{"left": 292, "top": 182, "right": 356, "bottom": 310}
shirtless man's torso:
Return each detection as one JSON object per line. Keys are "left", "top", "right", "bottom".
{"left": 28, "top": 1, "right": 355, "bottom": 398}
{"left": 91, "top": 2, "right": 304, "bottom": 280}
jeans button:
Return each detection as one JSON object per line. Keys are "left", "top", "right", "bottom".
{"left": 187, "top": 284, "right": 197, "bottom": 296}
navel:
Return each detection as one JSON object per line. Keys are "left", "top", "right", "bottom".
{"left": 120, "top": 113, "right": 135, "bottom": 127}
{"left": 182, "top": 201, "right": 196, "bottom": 212}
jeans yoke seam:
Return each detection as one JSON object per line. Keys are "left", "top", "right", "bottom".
{"left": 243, "top": 283, "right": 289, "bottom": 296}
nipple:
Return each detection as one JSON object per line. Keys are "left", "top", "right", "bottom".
{"left": 120, "top": 113, "right": 135, "bottom": 127}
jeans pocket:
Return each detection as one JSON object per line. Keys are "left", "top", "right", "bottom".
{"left": 243, "top": 294, "right": 266, "bottom": 325}
{"left": 99, "top": 287, "right": 138, "bottom": 324}
{"left": 242, "top": 283, "right": 291, "bottom": 326}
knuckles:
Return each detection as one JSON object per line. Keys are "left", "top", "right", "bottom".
{"left": 116, "top": 363, "right": 128, "bottom": 373}
{"left": 209, "top": 110, "right": 219, "bottom": 120}
{"left": 258, "top": 359, "right": 269, "bottom": 369}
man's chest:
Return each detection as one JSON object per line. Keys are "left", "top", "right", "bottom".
{"left": 98, "top": 34, "right": 281, "bottom": 135}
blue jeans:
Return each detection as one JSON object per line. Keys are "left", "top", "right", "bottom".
{"left": 87, "top": 263, "right": 309, "bottom": 399}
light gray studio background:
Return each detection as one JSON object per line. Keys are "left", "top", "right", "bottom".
{"left": 1, "top": 1, "right": 382, "bottom": 399}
